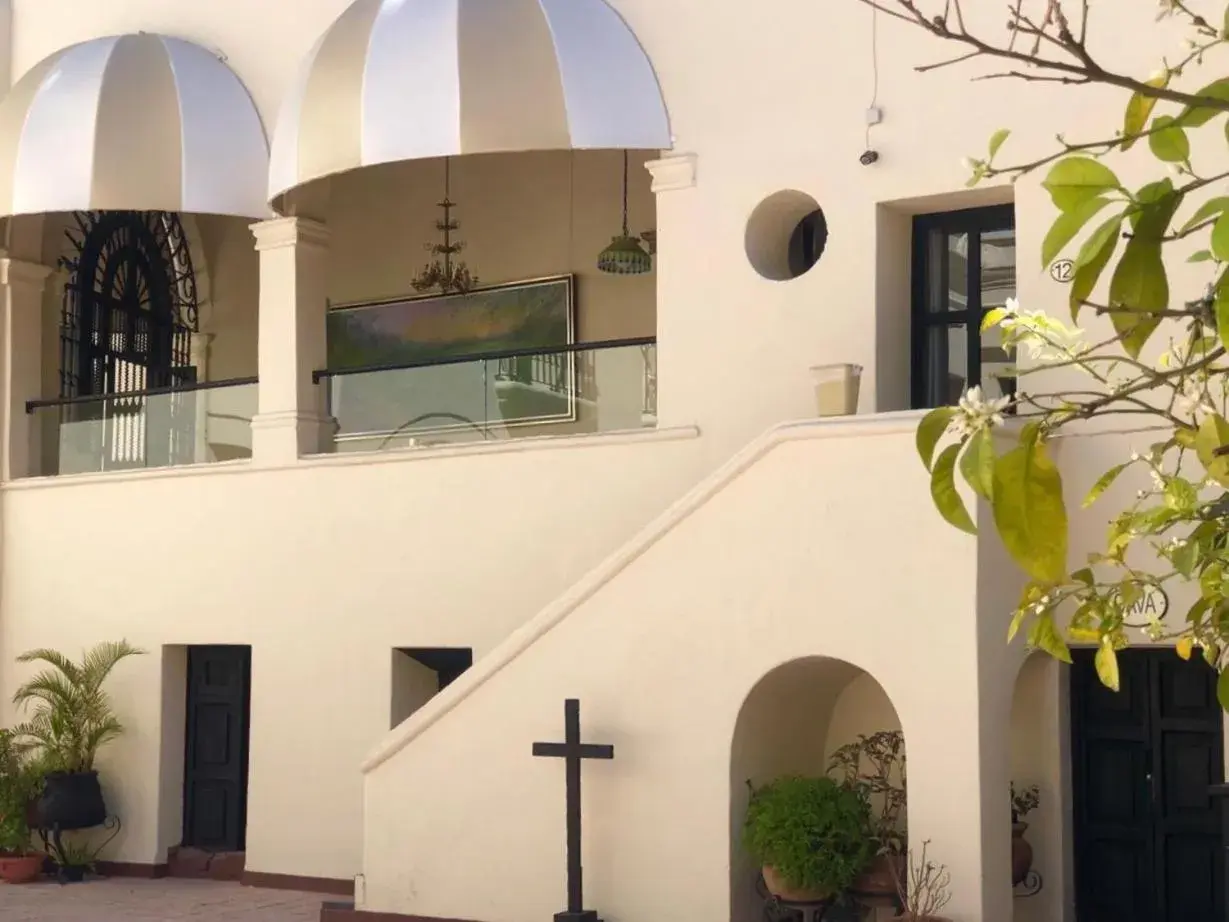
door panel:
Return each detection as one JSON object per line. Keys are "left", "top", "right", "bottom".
{"left": 1073, "top": 648, "right": 1224, "bottom": 922}
{"left": 183, "top": 646, "right": 251, "bottom": 852}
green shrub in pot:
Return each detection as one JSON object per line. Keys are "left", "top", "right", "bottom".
{"left": 743, "top": 775, "right": 874, "bottom": 900}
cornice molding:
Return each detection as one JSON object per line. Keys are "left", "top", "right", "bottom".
{"left": 645, "top": 153, "right": 698, "bottom": 193}
{"left": 250, "top": 216, "right": 331, "bottom": 252}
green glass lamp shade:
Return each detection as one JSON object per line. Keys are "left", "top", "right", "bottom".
{"left": 597, "top": 234, "right": 652, "bottom": 275}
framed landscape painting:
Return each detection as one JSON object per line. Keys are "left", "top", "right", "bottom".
{"left": 325, "top": 275, "right": 578, "bottom": 441}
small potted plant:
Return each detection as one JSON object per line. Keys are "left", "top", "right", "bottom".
{"left": 828, "top": 730, "right": 907, "bottom": 902}
{"left": 1010, "top": 782, "right": 1040, "bottom": 886}
{"left": 743, "top": 775, "right": 874, "bottom": 903}
{"left": 893, "top": 840, "right": 951, "bottom": 922}
{"left": 0, "top": 731, "right": 43, "bottom": 884}
{"left": 10, "top": 641, "right": 145, "bottom": 834}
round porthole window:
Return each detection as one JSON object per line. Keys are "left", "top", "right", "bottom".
{"left": 744, "top": 190, "right": 828, "bottom": 281}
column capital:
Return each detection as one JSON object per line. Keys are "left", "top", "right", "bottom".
{"left": 250, "top": 216, "right": 331, "bottom": 253}
{"left": 0, "top": 257, "right": 53, "bottom": 289}
{"left": 645, "top": 153, "right": 697, "bottom": 193}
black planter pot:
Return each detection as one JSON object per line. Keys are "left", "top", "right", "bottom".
{"left": 58, "top": 863, "right": 87, "bottom": 883}
{"left": 35, "top": 771, "right": 106, "bottom": 831}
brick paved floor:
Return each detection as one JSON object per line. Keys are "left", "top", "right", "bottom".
{"left": 0, "top": 877, "right": 324, "bottom": 921}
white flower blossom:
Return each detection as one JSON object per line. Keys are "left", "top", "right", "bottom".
{"left": 1174, "top": 377, "right": 1216, "bottom": 421}
{"left": 947, "top": 385, "right": 1011, "bottom": 439}
{"left": 994, "top": 297, "right": 1088, "bottom": 365}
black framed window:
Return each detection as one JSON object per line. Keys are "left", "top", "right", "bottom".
{"left": 911, "top": 204, "right": 1016, "bottom": 409}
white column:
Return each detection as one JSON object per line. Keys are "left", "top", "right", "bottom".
{"left": 0, "top": 257, "right": 52, "bottom": 480}
{"left": 249, "top": 217, "right": 332, "bottom": 465}
{"left": 643, "top": 153, "right": 697, "bottom": 432}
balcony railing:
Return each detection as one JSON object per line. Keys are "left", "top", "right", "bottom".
{"left": 312, "top": 337, "right": 657, "bottom": 452}
{"left": 25, "top": 377, "right": 258, "bottom": 477}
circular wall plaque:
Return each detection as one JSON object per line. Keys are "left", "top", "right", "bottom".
{"left": 1114, "top": 584, "right": 1170, "bottom": 620}
{"left": 1049, "top": 259, "right": 1074, "bottom": 283}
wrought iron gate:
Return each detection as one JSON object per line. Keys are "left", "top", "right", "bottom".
{"left": 58, "top": 211, "right": 199, "bottom": 470}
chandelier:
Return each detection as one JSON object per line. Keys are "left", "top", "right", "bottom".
{"left": 411, "top": 157, "right": 479, "bottom": 295}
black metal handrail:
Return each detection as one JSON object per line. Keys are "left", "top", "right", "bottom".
{"left": 25, "top": 376, "right": 259, "bottom": 414}
{"left": 311, "top": 336, "right": 657, "bottom": 384}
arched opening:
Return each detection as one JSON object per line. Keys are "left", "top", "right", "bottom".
{"left": 730, "top": 657, "right": 905, "bottom": 922}
{"left": 1009, "top": 651, "right": 1062, "bottom": 922}
{"left": 54, "top": 211, "right": 200, "bottom": 472}
{"left": 313, "top": 149, "right": 658, "bottom": 452}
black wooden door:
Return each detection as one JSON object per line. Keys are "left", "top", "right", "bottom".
{"left": 1072, "top": 648, "right": 1225, "bottom": 921}
{"left": 183, "top": 646, "right": 251, "bottom": 852}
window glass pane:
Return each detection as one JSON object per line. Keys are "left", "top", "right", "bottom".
{"left": 921, "top": 324, "right": 968, "bottom": 407}
{"left": 980, "top": 228, "right": 1016, "bottom": 310}
{"left": 925, "top": 230, "right": 968, "bottom": 313}
{"left": 980, "top": 320, "right": 1016, "bottom": 405}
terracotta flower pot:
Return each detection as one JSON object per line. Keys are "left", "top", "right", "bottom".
{"left": 852, "top": 852, "right": 906, "bottom": 902}
{"left": 0, "top": 853, "right": 44, "bottom": 884}
{"left": 762, "top": 865, "right": 830, "bottom": 903}
{"left": 1012, "top": 821, "right": 1034, "bottom": 886}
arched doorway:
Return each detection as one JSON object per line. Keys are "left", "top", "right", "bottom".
{"left": 57, "top": 210, "right": 200, "bottom": 468}
{"left": 730, "top": 657, "right": 905, "bottom": 922}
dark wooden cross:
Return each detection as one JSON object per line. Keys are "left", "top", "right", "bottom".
{"left": 532, "top": 698, "right": 614, "bottom": 922}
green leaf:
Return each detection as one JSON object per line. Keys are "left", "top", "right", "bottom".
{"left": 959, "top": 428, "right": 995, "bottom": 500}
{"left": 988, "top": 128, "right": 1010, "bottom": 159}
{"left": 1123, "top": 73, "right": 1169, "bottom": 149}
{"left": 916, "top": 407, "right": 955, "bottom": 472}
{"left": 1040, "top": 196, "right": 1113, "bottom": 269}
{"left": 1007, "top": 606, "right": 1029, "bottom": 643}
{"left": 1173, "top": 539, "right": 1199, "bottom": 578}
{"left": 992, "top": 438, "right": 1068, "bottom": 583}
{"left": 1196, "top": 414, "right": 1229, "bottom": 486}
{"left": 931, "top": 444, "right": 977, "bottom": 535}
{"left": 1148, "top": 115, "right": 1191, "bottom": 162}
{"left": 1217, "top": 668, "right": 1229, "bottom": 712}
{"left": 1190, "top": 249, "right": 1215, "bottom": 263}
{"left": 1042, "top": 157, "right": 1121, "bottom": 212}
{"left": 1108, "top": 237, "right": 1168, "bottom": 356}
{"left": 1069, "top": 214, "right": 1123, "bottom": 321}
{"left": 1072, "top": 567, "right": 1095, "bottom": 586}
{"left": 1188, "top": 597, "right": 1211, "bottom": 628}
{"left": 1127, "top": 179, "right": 1178, "bottom": 233}
{"left": 1212, "top": 211, "right": 1229, "bottom": 262}
{"left": 1179, "top": 196, "right": 1229, "bottom": 233}
{"left": 1095, "top": 638, "right": 1120, "bottom": 691}
{"left": 1216, "top": 282, "right": 1229, "bottom": 352}
{"left": 981, "top": 307, "right": 1009, "bottom": 332}
{"left": 1083, "top": 462, "right": 1129, "bottom": 508}
{"left": 1179, "top": 77, "right": 1229, "bottom": 128}
{"left": 1028, "top": 613, "right": 1073, "bottom": 664}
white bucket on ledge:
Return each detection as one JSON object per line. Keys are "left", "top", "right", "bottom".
{"left": 809, "top": 363, "right": 862, "bottom": 417}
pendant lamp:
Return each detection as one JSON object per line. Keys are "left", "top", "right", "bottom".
{"left": 597, "top": 150, "right": 652, "bottom": 275}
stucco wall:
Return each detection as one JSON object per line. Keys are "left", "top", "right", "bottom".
{"left": 0, "top": 427, "right": 704, "bottom": 878}
{"left": 360, "top": 416, "right": 1017, "bottom": 922}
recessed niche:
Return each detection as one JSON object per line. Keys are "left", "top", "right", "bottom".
{"left": 744, "top": 190, "right": 828, "bottom": 281}
{"left": 390, "top": 647, "right": 474, "bottom": 728}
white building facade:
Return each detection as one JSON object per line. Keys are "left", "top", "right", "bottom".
{"left": 0, "top": 2, "right": 1219, "bottom": 922}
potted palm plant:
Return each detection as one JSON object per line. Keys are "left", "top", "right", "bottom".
{"left": 743, "top": 775, "right": 874, "bottom": 903}
{"left": 10, "top": 642, "right": 145, "bottom": 833}
{"left": 0, "top": 731, "right": 44, "bottom": 884}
